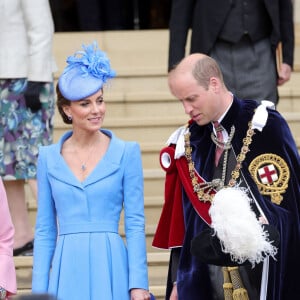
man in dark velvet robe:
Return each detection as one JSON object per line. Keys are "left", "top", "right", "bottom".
{"left": 152, "top": 53, "right": 300, "bottom": 299}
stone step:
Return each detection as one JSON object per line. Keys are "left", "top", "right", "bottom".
{"left": 14, "top": 252, "right": 169, "bottom": 299}
{"left": 52, "top": 30, "right": 169, "bottom": 79}
{"left": 53, "top": 27, "right": 300, "bottom": 78}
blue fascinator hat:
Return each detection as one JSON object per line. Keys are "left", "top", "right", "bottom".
{"left": 58, "top": 41, "right": 116, "bottom": 101}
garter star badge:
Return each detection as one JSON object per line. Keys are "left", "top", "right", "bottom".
{"left": 248, "top": 153, "right": 290, "bottom": 205}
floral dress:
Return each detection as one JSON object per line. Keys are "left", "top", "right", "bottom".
{"left": 0, "top": 78, "right": 55, "bottom": 180}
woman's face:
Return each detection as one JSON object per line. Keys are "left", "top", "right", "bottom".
{"left": 63, "top": 89, "right": 106, "bottom": 132}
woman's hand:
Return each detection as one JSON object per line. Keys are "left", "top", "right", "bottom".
{"left": 130, "top": 288, "right": 151, "bottom": 300}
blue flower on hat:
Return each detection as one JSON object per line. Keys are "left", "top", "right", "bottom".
{"left": 65, "top": 41, "right": 116, "bottom": 81}
{"left": 58, "top": 41, "right": 116, "bottom": 101}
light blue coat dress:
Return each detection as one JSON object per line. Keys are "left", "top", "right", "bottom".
{"left": 32, "top": 129, "right": 149, "bottom": 300}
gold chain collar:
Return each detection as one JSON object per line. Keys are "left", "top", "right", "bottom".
{"left": 184, "top": 121, "right": 255, "bottom": 203}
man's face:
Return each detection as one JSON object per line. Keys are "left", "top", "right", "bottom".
{"left": 168, "top": 72, "right": 222, "bottom": 125}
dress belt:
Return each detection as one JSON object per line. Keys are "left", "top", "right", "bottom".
{"left": 58, "top": 221, "right": 119, "bottom": 235}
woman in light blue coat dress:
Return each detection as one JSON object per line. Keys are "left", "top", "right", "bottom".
{"left": 32, "top": 42, "right": 152, "bottom": 300}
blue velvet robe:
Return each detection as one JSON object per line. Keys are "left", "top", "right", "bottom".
{"left": 159, "top": 97, "right": 300, "bottom": 299}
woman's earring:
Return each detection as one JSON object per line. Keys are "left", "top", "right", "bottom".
{"left": 68, "top": 115, "right": 72, "bottom": 121}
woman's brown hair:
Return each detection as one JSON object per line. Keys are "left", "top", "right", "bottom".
{"left": 56, "top": 84, "right": 72, "bottom": 124}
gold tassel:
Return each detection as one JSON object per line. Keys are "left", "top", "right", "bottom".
{"left": 223, "top": 283, "right": 234, "bottom": 300}
{"left": 232, "top": 288, "right": 250, "bottom": 300}
{"left": 222, "top": 267, "right": 233, "bottom": 300}
{"left": 227, "top": 267, "right": 249, "bottom": 300}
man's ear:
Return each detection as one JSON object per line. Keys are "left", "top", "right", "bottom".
{"left": 209, "top": 76, "right": 220, "bottom": 92}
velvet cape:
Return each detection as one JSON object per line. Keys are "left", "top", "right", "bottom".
{"left": 153, "top": 97, "right": 300, "bottom": 299}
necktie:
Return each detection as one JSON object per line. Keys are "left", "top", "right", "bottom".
{"left": 213, "top": 121, "right": 224, "bottom": 166}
